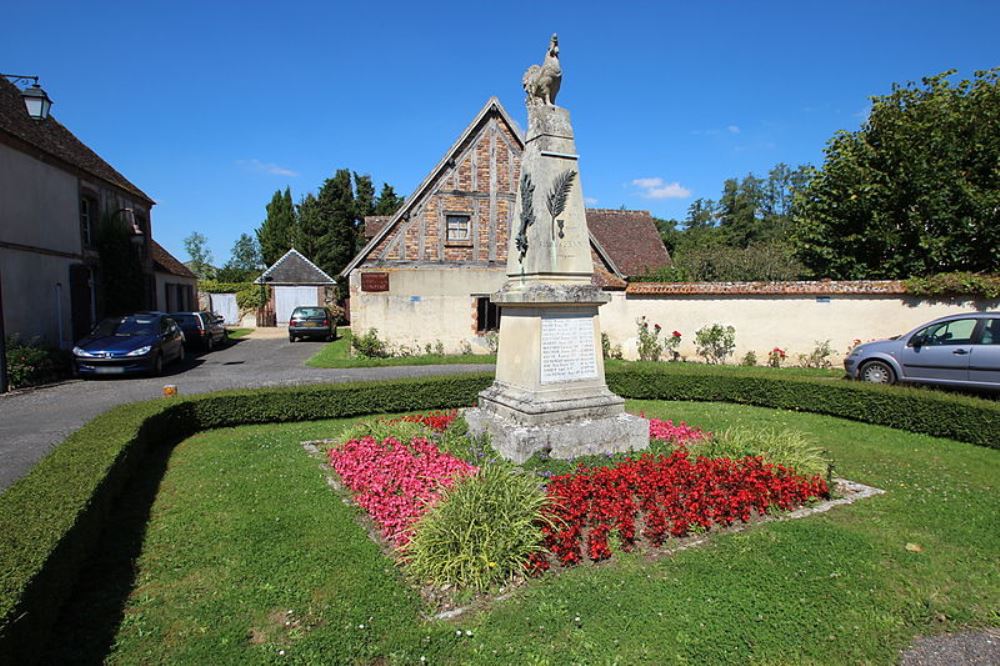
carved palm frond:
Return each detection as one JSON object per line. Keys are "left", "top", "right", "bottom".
{"left": 546, "top": 169, "right": 576, "bottom": 220}
{"left": 516, "top": 172, "right": 535, "bottom": 262}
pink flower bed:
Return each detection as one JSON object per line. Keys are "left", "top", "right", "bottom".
{"left": 328, "top": 436, "right": 477, "bottom": 546}
{"left": 647, "top": 417, "right": 709, "bottom": 445}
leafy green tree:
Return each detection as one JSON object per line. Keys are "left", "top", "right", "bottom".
{"left": 354, "top": 173, "right": 376, "bottom": 251}
{"left": 306, "top": 169, "right": 357, "bottom": 277}
{"left": 374, "top": 183, "right": 404, "bottom": 216}
{"left": 295, "top": 193, "right": 324, "bottom": 264}
{"left": 216, "top": 233, "right": 262, "bottom": 282}
{"left": 794, "top": 68, "right": 1000, "bottom": 278}
{"left": 183, "top": 232, "right": 215, "bottom": 279}
{"left": 256, "top": 187, "right": 297, "bottom": 266}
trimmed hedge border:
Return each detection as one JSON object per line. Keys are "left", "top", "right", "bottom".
{"left": 0, "top": 369, "right": 997, "bottom": 663}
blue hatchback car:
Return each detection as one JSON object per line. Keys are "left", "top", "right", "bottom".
{"left": 844, "top": 312, "right": 1000, "bottom": 390}
{"left": 72, "top": 313, "right": 186, "bottom": 377}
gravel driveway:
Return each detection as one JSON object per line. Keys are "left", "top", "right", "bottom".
{"left": 0, "top": 336, "right": 491, "bottom": 493}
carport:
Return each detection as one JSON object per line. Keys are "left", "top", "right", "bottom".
{"left": 254, "top": 249, "right": 337, "bottom": 325}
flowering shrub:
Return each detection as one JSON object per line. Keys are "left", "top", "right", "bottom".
{"left": 635, "top": 317, "right": 664, "bottom": 361}
{"left": 664, "top": 330, "right": 682, "bottom": 361}
{"left": 328, "top": 435, "right": 476, "bottom": 546}
{"left": 535, "top": 450, "right": 828, "bottom": 567}
{"left": 647, "top": 417, "right": 709, "bottom": 445}
{"left": 4, "top": 336, "right": 65, "bottom": 389}
{"left": 694, "top": 323, "right": 736, "bottom": 364}
{"left": 767, "top": 347, "right": 787, "bottom": 368}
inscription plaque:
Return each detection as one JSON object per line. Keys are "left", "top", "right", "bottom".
{"left": 361, "top": 272, "right": 389, "bottom": 292}
{"left": 540, "top": 314, "right": 597, "bottom": 383}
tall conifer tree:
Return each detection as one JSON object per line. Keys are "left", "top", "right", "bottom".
{"left": 256, "top": 187, "right": 297, "bottom": 266}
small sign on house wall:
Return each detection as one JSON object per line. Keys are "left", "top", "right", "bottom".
{"left": 361, "top": 272, "right": 389, "bottom": 292}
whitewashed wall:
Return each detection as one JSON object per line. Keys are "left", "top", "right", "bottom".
{"left": 599, "top": 292, "right": 999, "bottom": 363}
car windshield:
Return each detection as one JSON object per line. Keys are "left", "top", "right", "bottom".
{"left": 170, "top": 314, "right": 201, "bottom": 326}
{"left": 92, "top": 316, "right": 159, "bottom": 337}
{"left": 293, "top": 308, "right": 326, "bottom": 318}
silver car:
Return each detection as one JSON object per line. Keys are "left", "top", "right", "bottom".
{"left": 844, "top": 312, "right": 1000, "bottom": 389}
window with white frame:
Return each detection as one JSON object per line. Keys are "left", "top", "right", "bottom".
{"left": 80, "top": 195, "right": 97, "bottom": 247}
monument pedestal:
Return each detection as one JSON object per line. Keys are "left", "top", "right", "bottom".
{"left": 466, "top": 284, "right": 648, "bottom": 463}
{"left": 468, "top": 49, "right": 649, "bottom": 463}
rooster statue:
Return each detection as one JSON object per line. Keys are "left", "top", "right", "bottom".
{"left": 522, "top": 34, "right": 562, "bottom": 107}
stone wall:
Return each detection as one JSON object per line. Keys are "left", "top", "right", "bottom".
{"left": 601, "top": 282, "right": 999, "bottom": 363}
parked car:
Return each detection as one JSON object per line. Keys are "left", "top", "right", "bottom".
{"left": 170, "top": 311, "right": 228, "bottom": 351}
{"left": 288, "top": 306, "right": 336, "bottom": 342}
{"left": 844, "top": 312, "right": 1000, "bottom": 390}
{"left": 72, "top": 313, "right": 186, "bottom": 377}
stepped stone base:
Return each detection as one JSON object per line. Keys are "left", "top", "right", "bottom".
{"left": 465, "top": 403, "right": 649, "bottom": 464}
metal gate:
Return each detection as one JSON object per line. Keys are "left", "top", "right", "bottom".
{"left": 274, "top": 286, "right": 319, "bottom": 324}
{"left": 208, "top": 293, "right": 240, "bottom": 325}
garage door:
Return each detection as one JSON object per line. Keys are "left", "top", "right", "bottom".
{"left": 208, "top": 293, "right": 240, "bottom": 325}
{"left": 274, "top": 286, "right": 319, "bottom": 324}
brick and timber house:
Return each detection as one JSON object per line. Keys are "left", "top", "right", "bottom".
{"left": 340, "top": 97, "right": 671, "bottom": 353}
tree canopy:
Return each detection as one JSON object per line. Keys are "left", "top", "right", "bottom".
{"left": 793, "top": 68, "right": 1000, "bottom": 279}
{"left": 256, "top": 187, "right": 296, "bottom": 267}
{"left": 182, "top": 232, "right": 215, "bottom": 280}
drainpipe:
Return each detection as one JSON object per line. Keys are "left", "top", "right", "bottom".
{"left": 0, "top": 268, "right": 8, "bottom": 393}
{"left": 55, "top": 282, "right": 64, "bottom": 348}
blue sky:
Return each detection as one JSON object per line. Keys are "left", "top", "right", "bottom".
{"left": 4, "top": 1, "right": 997, "bottom": 265}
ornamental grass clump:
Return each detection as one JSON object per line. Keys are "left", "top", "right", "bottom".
{"left": 695, "top": 426, "right": 831, "bottom": 480}
{"left": 406, "top": 464, "right": 549, "bottom": 591}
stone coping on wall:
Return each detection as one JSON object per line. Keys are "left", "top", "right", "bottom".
{"left": 625, "top": 279, "right": 908, "bottom": 296}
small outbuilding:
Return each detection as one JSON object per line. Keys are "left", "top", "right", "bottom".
{"left": 254, "top": 248, "right": 337, "bottom": 325}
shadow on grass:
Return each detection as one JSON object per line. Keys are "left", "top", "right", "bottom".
{"left": 41, "top": 442, "right": 173, "bottom": 664}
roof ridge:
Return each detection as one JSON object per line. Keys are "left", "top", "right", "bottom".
{"left": 256, "top": 247, "right": 336, "bottom": 284}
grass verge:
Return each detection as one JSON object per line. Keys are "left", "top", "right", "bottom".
{"left": 306, "top": 329, "right": 495, "bottom": 368}
{"left": 226, "top": 327, "right": 254, "bottom": 339}
{"left": 47, "top": 402, "right": 999, "bottom": 664}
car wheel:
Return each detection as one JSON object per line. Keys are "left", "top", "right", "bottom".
{"left": 178, "top": 345, "right": 186, "bottom": 363}
{"left": 860, "top": 360, "right": 895, "bottom": 385}
{"left": 206, "top": 337, "right": 214, "bottom": 352}
{"left": 289, "top": 334, "right": 296, "bottom": 343}
{"left": 152, "top": 353, "right": 164, "bottom": 376}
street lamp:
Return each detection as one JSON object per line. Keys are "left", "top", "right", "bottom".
{"left": 2, "top": 74, "right": 53, "bottom": 120}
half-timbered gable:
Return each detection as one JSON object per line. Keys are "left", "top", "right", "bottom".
{"left": 350, "top": 97, "right": 523, "bottom": 270}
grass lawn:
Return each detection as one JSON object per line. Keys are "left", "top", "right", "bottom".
{"left": 48, "top": 402, "right": 998, "bottom": 664}
{"left": 226, "top": 327, "right": 254, "bottom": 339}
{"left": 306, "top": 328, "right": 496, "bottom": 368}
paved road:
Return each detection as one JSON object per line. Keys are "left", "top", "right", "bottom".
{"left": 0, "top": 336, "right": 491, "bottom": 493}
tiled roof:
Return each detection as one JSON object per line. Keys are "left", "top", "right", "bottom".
{"left": 0, "top": 78, "right": 152, "bottom": 202}
{"left": 151, "top": 240, "right": 197, "bottom": 279}
{"left": 626, "top": 280, "right": 908, "bottom": 296}
{"left": 363, "top": 215, "right": 391, "bottom": 239}
{"left": 586, "top": 209, "right": 671, "bottom": 277}
{"left": 256, "top": 248, "right": 336, "bottom": 285}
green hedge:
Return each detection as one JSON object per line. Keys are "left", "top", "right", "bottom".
{"left": 605, "top": 367, "right": 999, "bottom": 449}
{"left": 0, "top": 374, "right": 490, "bottom": 665}
{"left": 1, "top": 368, "right": 997, "bottom": 663}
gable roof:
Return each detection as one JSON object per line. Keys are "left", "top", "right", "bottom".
{"left": 151, "top": 240, "right": 197, "bottom": 279}
{"left": 255, "top": 248, "right": 336, "bottom": 285}
{"left": 340, "top": 97, "right": 525, "bottom": 277}
{"left": 586, "top": 209, "right": 671, "bottom": 276}
{"left": 0, "top": 77, "right": 153, "bottom": 203}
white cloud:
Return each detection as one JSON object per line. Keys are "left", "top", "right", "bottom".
{"left": 237, "top": 159, "right": 299, "bottom": 177}
{"left": 631, "top": 177, "right": 691, "bottom": 200}
{"left": 727, "top": 125, "right": 741, "bottom": 134}
{"left": 584, "top": 196, "right": 599, "bottom": 205}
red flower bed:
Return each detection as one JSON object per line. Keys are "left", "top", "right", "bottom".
{"left": 397, "top": 409, "right": 458, "bottom": 432}
{"left": 647, "top": 417, "right": 709, "bottom": 445}
{"left": 328, "top": 435, "right": 476, "bottom": 546}
{"left": 536, "top": 449, "right": 828, "bottom": 567}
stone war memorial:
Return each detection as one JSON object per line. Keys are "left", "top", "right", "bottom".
{"left": 466, "top": 34, "right": 650, "bottom": 462}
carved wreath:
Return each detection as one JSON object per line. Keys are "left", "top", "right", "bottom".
{"left": 546, "top": 169, "right": 576, "bottom": 239}
{"left": 515, "top": 171, "right": 535, "bottom": 263}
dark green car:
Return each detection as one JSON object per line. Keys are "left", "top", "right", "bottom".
{"left": 288, "top": 306, "right": 336, "bottom": 342}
